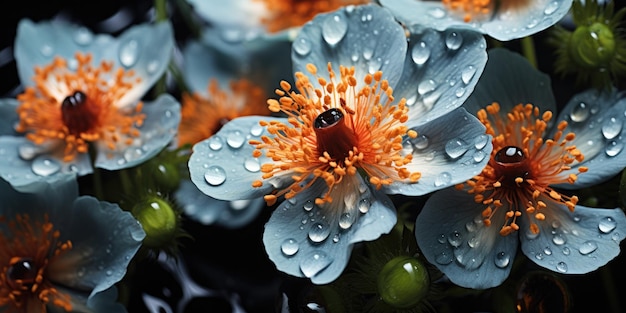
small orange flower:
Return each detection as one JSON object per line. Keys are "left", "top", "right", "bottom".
{"left": 16, "top": 52, "right": 145, "bottom": 162}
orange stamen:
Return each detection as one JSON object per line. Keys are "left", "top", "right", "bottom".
{"left": 0, "top": 214, "right": 73, "bottom": 312}
{"left": 253, "top": 62, "right": 419, "bottom": 206}
{"left": 441, "top": 0, "right": 531, "bottom": 22}
{"left": 16, "top": 52, "right": 145, "bottom": 162}
{"left": 463, "top": 102, "right": 584, "bottom": 236}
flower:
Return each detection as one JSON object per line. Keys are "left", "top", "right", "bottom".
{"left": 548, "top": 0, "right": 626, "bottom": 90}
{"left": 414, "top": 48, "right": 626, "bottom": 289}
{"left": 379, "top": 0, "right": 573, "bottom": 41}
{"left": 0, "top": 174, "right": 145, "bottom": 312}
{"left": 188, "top": 4, "right": 491, "bottom": 284}
{"left": 0, "top": 19, "right": 181, "bottom": 192}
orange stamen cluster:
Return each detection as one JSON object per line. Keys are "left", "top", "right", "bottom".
{"left": 16, "top": 52, "right": 145, "bottom": 162}
{"left": 178, "top": 79, "right": 268, "bottom": 147}
{"left": 250, "top": 63, "right": 419, "bottom": 206}
{"left": 255, "top": 0, "right": 369, "bottom": 33}
{"left": 442, "top": 0, "right": 532, "bottom": 22}
{"left": 0, "top": 214, "right": 73, "bottom": 312}
{"left": 458, "top": 102, "right": 587, "bottom": 236}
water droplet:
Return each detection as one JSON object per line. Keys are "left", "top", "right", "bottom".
{"left": 40, "top": 44, "right": 53, "bottom": 56}
{"left": 18, "top": 144, "right": 38, "bottom": 160}
{"left": 467, "top": 236, "right": 480, "bottom": 248}
{"left": 602, "top": 117, "right": 622, "bottom": 140}
{"left": 293, "top": 37, "right": 312, "bottom": 56}
{"left": 368, "top": 57, "right": 382, "bottom": 74}
{"left": 525, "top": 228, "right": 539, "bottom": 240}
{"left": 339, "top": 213, "right": 355, "bottom": 229}
{"left": 227, "top": 131, "right": 245, "bottom": 149}
{"left": 207, "top": 136, "right": 223, "bottom": 150}
{"left": 411, "top": 41, "right": 430, "bottom": 65}
{"left": 447, "top": 231, "right": 462, "bottom": 247}
{"left": 578, "top": 240, "right": 598, "bottom": 255}
{"left": 605, "top": 140, "right": 623, "bottom": 157}
{"left": 562, "top": 247, "right": 571, "bottom": 255}
{"left": 434, "top": 172, "right": 452, "bottom": 187}
{"left": 556, "top": 261, "right": 568, "bottom": 273}
{"left": 308, "top": 222, "right": 331, "bottom": 243}
{"left": 526, "top": 18, "right": 539, "bottom": 29}
{"left": 281, "top": 238, "right": 299, "bottom": 256}
{"left": 360, "top": 13, "right": 373, "bottom": 22}
{"left": 31, "top": 157, "right": 61, "bottom": 176}
{"left": 544, "top": 1, "right": 559, "bottom": 15}
{"left": 455, "top": 87, "right": 466, "bottom": 98}
{"left": 417, "top": 79, "right": 436, "bottom": 95}
{"left": 322, "top": 14, "right": 348, "bottom": 46}
{"left": 461, "top": 65, "right": 476, "bottom": 85}
{"left": 300, "top": 251, "right": 332, "bottom": 278}
{"left": 105, "top": 270, "right": 113, "bottom": 276}
{"left": 124, "top": 148, "right": 143, "bottom": 162}
{"left": 243, "top": 158, "right": 260, "bottom": 172}
{"left": 428, "top": 7, "right": 446, "bottom": 18}
{"left": 119, "top": 39, "right": 140, "bottom": 68}
{"left": 435, "top": 252, "right": 453, "bottom": 265}
{"left": 303, "top": 200, "right": 314, "bottom": 212}
{"left": 445, "top": 138, "right": 468, "bottom": 159}
{"left": 250, "top": 124, "right": 264, "bottom": 137}
{"left": 472, "top": 150, "right": 486, "bottom": 162}
{"left": 73, "top": 27, "right": 93, "bottom": 45}
{"left": 599, "top": 217, "right": 617, "bottom": 233}
{"left": 204, "top": 166, "right": 226, "bottom": 186}
{"left": 552, "top": 233, "right": 566, "bottom": 245}
{"left": 358, "top": 198, "right": 370, "bottom": 213}
{"left": 413, "top": 134, "right": 429, "bottom": 150}
{"left": 437, "top": 234, "right": 446, "bottom": 244}
{"left": 465, "top": 221, "right": 477, "bottom": 232}
{"left": 495, "top": 251, "right": 510, "bottom": 268}
{"left": 570, "top": 102, "right": 589, "bottom": 122}
{"left": 445, "top": 32, "right": 463, "bottom": 50}
{"left": 543, "top": 247, "right": 552, "bottom": 255}
{"left": 146, "top": 60, "right": 159, "bottom": 74}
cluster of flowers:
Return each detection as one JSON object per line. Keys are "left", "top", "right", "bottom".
{"left": 1, "top": 0, "right": 626, "bottom": 312}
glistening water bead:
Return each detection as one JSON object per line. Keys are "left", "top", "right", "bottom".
{"left": 62, "top": 90, "right": 95, "bottom": 135}
{"left": 6, "top": 257, "right": 37, "bottom": 289}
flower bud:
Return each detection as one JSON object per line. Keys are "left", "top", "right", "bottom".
{"left": 569, "top": 22, "right": 615, "bottom": 69}
{"left": 376, "top": 256, "right": 429, "bottom": 308}
{"left": 132, "top": 196, "right": 178, "bottom": 248}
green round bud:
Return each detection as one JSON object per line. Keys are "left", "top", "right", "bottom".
{"left": 569, "top": 22, "right": 616, "bottom": 69}
{"left": 132, "top": 197, "right": 177, "bottom": 247}
{"left": 377, "top": 256, "right": 429, "bottom": 308}
{"left": 148, "top": 161, "right": 181, "bottom": 191}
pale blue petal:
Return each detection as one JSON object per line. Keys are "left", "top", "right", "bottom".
{"left": 0, "top": 99, "right": 19, "bottom": 136}
{"left": 95, "top": 94, "right": 181, "bottom": 170}
{"left": 395, "top": 28, "right": 487, "bottom": 125}
{"left": 384, "top": 108, "right": 492, "bottom": 196}
{"left": 292, "top": 4, "right": 407, "bottom": 88}
{"left": 15, "top": 19, "right": 174, "bottom": 107}
{"left": 552, "top": 90, "right": 626, "bottom": 189}
{"left": 520, "top": 197, "right": 626, "bottom": 274}
{"left": 46, "top": 196, "right": 145, "bottom": 300}
{"left": 174, "top": 180, "right": 265, "bottom": 228}
{"left": 263, "top": 176, "right": 396, "bottom": 284}
{"left": 183, "top": 38, "right": 247, "bottom": 94}
{"left": 189, "top": 116, "right": 282, "bottom": 201}
{"left": 379, "top": 0, "right": 572, "bottom": 41}
{"left": 187, "top": 0, "right": 268, "bottom": 33}
{"left": 415, "top": 188, "right": 518, "bottom": 289}
{"left": 0, "top": 136, "right": 90, "bottom": 193}
{"left": 463, "top": 48, "right": 555, "bottom": 117}
{"left": 0, "top": 172, "right": 78, "bottom": 218}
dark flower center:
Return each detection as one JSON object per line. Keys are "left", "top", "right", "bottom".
{"left": 6, "top": 257, "right": 37, "bottom": 290}
{"left": 61, "top": 90, "right": 97, "bottom": 135}
{"left": 493, "top": 146, "right": 531, "bottom": 187}
{"left": 313, "top": 108, "right": 357, "bottom": 162}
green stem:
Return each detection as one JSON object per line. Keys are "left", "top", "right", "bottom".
{"left": 174, "top": 0, "right": 203, "bottom": 38}
{"left": 154, "top": 0, "right": 168, "bottom": 22}
{"left": 119, "top": 168, "right": 134, "bottom": 197}
{"left": 168, "top": 61, "right": 190, "bottom": 94}
{"left": 601, "top": 265, "right": 621, "bottom": 313}
{"left": 521, "top": 36, "right": 538, "bottom": 68}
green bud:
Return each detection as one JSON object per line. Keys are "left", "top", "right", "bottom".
{"left": 569, "top": 22, "right": 616, "bottom": 69}
{"left": 132, "top": 197, "right": 177, "bottom": 248}
{"left": 147, "top": 160, "right": 181, "bottom": 191}
{"left": 377, "top": 256, "right": 429, "bottom": 308}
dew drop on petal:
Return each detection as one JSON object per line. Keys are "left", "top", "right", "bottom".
{"left": 73, "top": 27, "right": 93, "bottom": 45}
{"left": 570, "top": 102, "right": 589, "bottom": 122}
{"left": 445, "top": 31, "right": 463, "bottom": 50}
{"left": 300, "top": 251, "right": 333, "bottom": 278}
{"left": 281, "top": 238, "right": 299, "bottom": 256}
{"left": 434, "top": 172, "right": 452, "bottom": 187}
{"left": 552, "top": 233, "right": 566, "bottom": 245}
{"left": 601, "top": 117, "right": 622, "bottom": 140}
{"left": 544, "top": 1, "right": 559, "bottom": 15}
{"left": 293, "top": 37, "right": 312, "bottom": 56}
{"left": 18, "top": 144, "right": 38, "bottom": 160}
{"left": 472, "top": 150, "right": 486, "bottom": 162}
{"left": 435, "top": 252, "right": 453, "bottom": 265}
{"left": 358, "top": 198, "right": 371, "bottom": 213}
{"left": 226, "top": 131, "right": 245, "bottom": 149}
{"left": 578, "top": 240, "right": 598, "bottom": 255}
{"left": 555, "top": 261, "right": 568, "bottom": 273}
{"left": 417, "top": 79, "right": 436, "bottom": 95}
{"left": 322, "top": 14, "right": 348, "bottom": 46}
{"left": 303, "top": 200, "right": 314, "bottom": 212}
{"left": 204, "top": 166, "right": 226, "bottom": 186}
{"left": 207, "top": 136, "right": 223, "bottom": 151}
{"left": 474, "top": 134, "right": 489, "bottom": 150}
{"left": 494, "top": 251, "right": 510, "bottom": 268}
{"left": 243, "top": 158, "right": 260, "bottom": 172}
{"left": 119, "top": 39, "right": 140, "bottom": 68}
{"left": 437, "top": 234, "right": 446, "bottom": 244}
{"left": 598, "top": 217, "right": 617, "bottom": 233}
{"left": 562, "top": 247, "right": 571, "bottom": 255}
{"left": 411, "top": 41, "right": 430, "bottom": 65}
{"left": 339, "top": 213, "right": 355, "bottom": 230}
{"left": 447, "top": 231, "right": 462, "bottom": 247}
{"left": 146, "top": 60, "right": 160, "bottom": 75}
{"left": 250, "top": 124, "right": 264, "bottom": 137}
{"left": 445, "top": 138, "right": 468, "bottom": 159}
{"left": 428, "top": 7, "right": 446, "bottom": 18}
{"left": 40, "top": 44, "right": 53, "bottom": 57}
{"left": 461, "top": 65, "right": 476, "bottom": 85}
{"left": 31, "top": 157, "right": 61, "bottom": 176}
{"left": 605, "top": 140, "right": 623, "bottom": 157}
{"left": 308, "top": 222, "right": 331, "bottom": 243}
